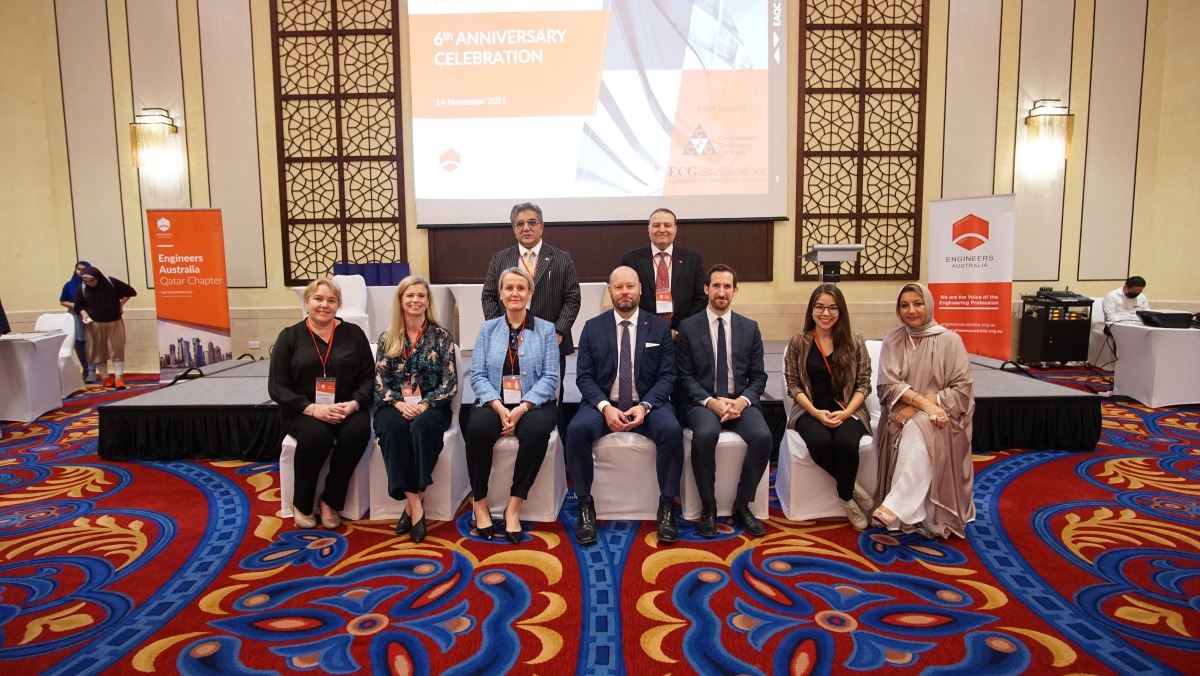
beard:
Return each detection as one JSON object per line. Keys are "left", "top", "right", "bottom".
{"left": 614, "top": 297, "right": 638, "bottom": 312}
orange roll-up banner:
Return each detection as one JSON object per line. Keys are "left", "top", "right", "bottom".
{"left": 146, "top": 209, "right": 232, "bottom": 383}
{"left": 927, "top": 195, "right": 1016, "bottom": 360}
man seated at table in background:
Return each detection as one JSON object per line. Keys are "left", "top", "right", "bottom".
{"left": 565, "top": 266, "right": 681, "bottom": 546}
{"left": 620, "top": 207, "right": 706, "bottom": 338}
{"left": 1102, "top": 275, "right": 1149, "bottom": 325}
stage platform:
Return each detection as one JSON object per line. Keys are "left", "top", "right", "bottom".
{"left": 97, "top": 342, "right": 1100, "bottom": 461}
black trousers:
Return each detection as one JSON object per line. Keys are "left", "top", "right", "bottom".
{"left": 686, "top": 404, "right": 772, "bottom": 504}
{"left": 565, "top": 403, "right": 682, "bottom": 499}
{"left": 793, "top": 415, "right": 867, "bottom": 501}
{"left": 373, "top": 404, "right": 453, "bottom": 498}
{"left": 284, "top": 409, "right": 371, "bottom": 515}
{"left": 465, "top": 403, "right": 557, "bottom": 501}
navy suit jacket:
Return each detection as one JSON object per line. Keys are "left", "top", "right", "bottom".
{"left": 619, "top": 245, "right": 707, "bottom": 331}
{"left": 675, "top": 310, "right": 767, "bottom": 408}
{"left": 576, "top": 309, "right": 675, "bottom": 410}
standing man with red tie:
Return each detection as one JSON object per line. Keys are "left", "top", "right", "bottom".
{"left": 620, "top": 208, "right": 707, "bottom": 338}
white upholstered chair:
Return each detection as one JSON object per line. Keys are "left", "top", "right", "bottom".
{"left": 485, "top": 428, "right": 567, "bottom": 522}
{"left": 34, "top": 313, "right": 85, "bottom": 398}
{"left": 368, "top": 347, "right": 470, "bottom": 522}
{"left": 279, "top": 433, "right": 372, "bottom": 520}
{"left": 331, "top": 274, "right": 372, "bottom": 339}
{"left": 774, "top": 339, "right": 882, "bottom": 522}
{"left": 680, "top": 429, "right": 770, "bottom": 520}
{"left": 589, "top": 432, "right": 662, "bottom": 521}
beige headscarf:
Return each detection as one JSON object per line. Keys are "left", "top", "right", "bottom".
{"left": 897, "top": 283, "right": 947, "bottom": 338}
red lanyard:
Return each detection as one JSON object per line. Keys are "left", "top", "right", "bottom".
{"left": 306, "top": 319, "right": 336, "bottom": 377}
{"left": 813, "top": 334, "right": 836, "bottom": 380}
{"left": 403, "top": 320, "right": 428, "bottom": 361}
{"left": 507, "top": 324, "right": 523, "bottom": 372}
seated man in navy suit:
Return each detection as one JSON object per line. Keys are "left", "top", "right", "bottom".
{"left": 676, "top": 263, "right": 769, "bottom": 538}
{"left": 565, "top": 266, "right": 682, "bottom": 545}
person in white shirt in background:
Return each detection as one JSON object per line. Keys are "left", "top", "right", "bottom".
{"left": 1102, "top": 275, "right": 1149, "bottom": 325}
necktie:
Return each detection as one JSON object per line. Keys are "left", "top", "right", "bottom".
{"left": 656, "top": 252, "right": 672, "bottom": 323}
{"left": 716, "top": 317, "right": 730, "bottom": 397}
{"left": 524, "top": 249, "right": 535, "bottom": 272}
{"left": 618, "top": 320, "right": 633, "bottom": 409}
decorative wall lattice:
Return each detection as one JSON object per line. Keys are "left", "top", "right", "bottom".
{"left": 272, "top": 0, "right": 405, "bottom": 285}
{"left": 798, "top": 0, "right": 927, "bottom": 280}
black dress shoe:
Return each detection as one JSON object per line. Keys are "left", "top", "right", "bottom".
{"left": 656, "top": 502, "right": 679, "bottom": 543}
{"left": 732, "top": 505, "right": 766, "bottom": 537}
{"left": 476, "top": 524, "right": 495, "bottom": 540}
{"left": 394, "top": 511, "right": 413, "bottom": 535}
{"left": 410, "top": 514, "right": 427, "bottom": 543}
{"left": 696, "top": 505, "right": 717, "bottom": 538}
{"left": 575, "top": 500, "right": 597, "bottom": 545}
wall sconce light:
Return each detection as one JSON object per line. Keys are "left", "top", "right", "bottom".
{"left": 130, "top": 108, "right": 179, "bottom": 170}
{"left": 1023, "top": 99, "right": 1074, "bottom": 176}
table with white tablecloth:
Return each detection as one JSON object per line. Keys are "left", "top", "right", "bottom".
{"left": 1110, "top": 323, "right": 1200, "bottom": 408}
{"left": 0, "top": 331, "right": 68, "bottom": 422}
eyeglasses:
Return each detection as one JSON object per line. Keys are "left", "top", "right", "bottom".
{"left": 812, "top": 304, "right": 840, "bottom": 315}
{"left": 513, "top": 219, "right": 541, "bottom": 229}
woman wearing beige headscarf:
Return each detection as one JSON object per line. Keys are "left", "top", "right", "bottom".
{"left": 872, "top": 283, "right": 975, "bottom": 538}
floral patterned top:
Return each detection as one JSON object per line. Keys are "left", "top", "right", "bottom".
{"left": 373, "top": 323, "right": 458, "bottom": 411}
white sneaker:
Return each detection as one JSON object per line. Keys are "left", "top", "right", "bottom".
{"left": 851, "top": 481, "right": 874, "bottom": 513}
{"left": 843, "top": 499, "right": 869, "bottom": 530}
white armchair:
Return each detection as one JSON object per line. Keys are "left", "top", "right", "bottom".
{"left": 332, "top": 274, "right": 372, "bottom": 339}
{"left": 34, "top": 313, "right": 85, "bottom": 398}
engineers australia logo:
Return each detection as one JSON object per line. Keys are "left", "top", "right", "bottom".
{"left": 952, "top": 214, "right": 988, "bottom": 251}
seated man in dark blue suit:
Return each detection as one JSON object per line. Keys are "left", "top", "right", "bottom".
{"left": 565, "top": 266, "right": 682, "bottom": 545}
{"left": 676, "top": 263, "right": 769, "bottom": 538}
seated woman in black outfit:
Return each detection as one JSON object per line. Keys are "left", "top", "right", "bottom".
{"left": 373, "top": 275, "right": 458, "bottom": 542}
{"left": 783, "top": 283, "right": 875, "bottom": 529}
{"left": 268, "top": 278, "right": 375, "bottom": 529}
{"left": 465, "top": 267, "right": 560, "bottom": 544}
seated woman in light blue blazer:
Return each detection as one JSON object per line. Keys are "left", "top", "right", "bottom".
{"left": 465, "top": 266, "right": 560, "bottom": 544}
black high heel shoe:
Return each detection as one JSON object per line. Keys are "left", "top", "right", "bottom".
{"left": 471, "top": 506, "right": 495, "bottom": 540}
{"left": 394, "top": 511, "right": 413, "bottom": 536}
{"left": 410, "top": 514, "right": 427, "bottom": 543}
{"left": 504, "top": 514, "right": 523, "bottom": 544}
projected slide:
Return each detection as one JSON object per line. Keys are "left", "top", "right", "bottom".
{"left": 408, "top": 0, "right": 788, "bottom": 225}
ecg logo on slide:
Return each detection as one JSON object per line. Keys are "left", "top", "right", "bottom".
{"left": 952, "top": 214, "right": 989, "bottom": 251}
{"left": 156, "top": 218, "right": 171, "bottom": 232}
{"left": 683, "top": 126, "right": 718, "bottom": 155}
{"left": 439, "top": 149, "right": 461, "bottom": 172}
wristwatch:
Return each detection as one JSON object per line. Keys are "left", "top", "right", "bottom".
{"left": 640, "top": 402, "right": 652, "bottom": 412}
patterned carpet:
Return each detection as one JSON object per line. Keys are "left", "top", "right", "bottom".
{"left": 0, "top": 370, "right": 1195, "bottom": 675}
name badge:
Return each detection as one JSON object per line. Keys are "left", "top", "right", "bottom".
{"left": 502, "top": 375, "right": 522, "bottom": 405}
{"left": 655, "top": 291, "right": 673, "bottom": 313}
{"left": 401, "top": 384, "right": 422, "bottom": 405}
{"left": 314, "top": 378, "right": 336, "bottom": 406}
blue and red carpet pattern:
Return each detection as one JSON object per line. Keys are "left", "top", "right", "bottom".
{"left": 0, "top": 370, "right": 1195, "bottom": 674}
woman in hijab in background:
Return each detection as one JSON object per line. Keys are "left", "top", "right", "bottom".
{"left": 59, "top": 260, "right": 94, "bottom": 382}
{"left": 872, "top": 283, "right": 975, "bottom": 538}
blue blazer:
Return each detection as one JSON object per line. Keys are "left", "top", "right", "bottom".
{"left": 469, "top": 314, "right": 559, "bottom": 407}
{"left": 676, "top": 310, "right": 768, "bottom": 407}
{"left": 576, "top": 309, "right": 675, "bottom": 410}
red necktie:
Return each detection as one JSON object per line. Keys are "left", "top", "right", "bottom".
{"left": 656, "top": 252, "right": 672, "bottom": 324}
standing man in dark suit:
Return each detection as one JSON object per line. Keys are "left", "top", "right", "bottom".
{"left": 565, "top": 266, "right": 681, "bottom": 545}
{"left": 482, "top": 202, "right": 582, "bottom": 373}
{"left": 619, "top": 208, "right": 706, "bottom": 336}
{"left": 675, "top": 263, "right": 769, "bottom": 538}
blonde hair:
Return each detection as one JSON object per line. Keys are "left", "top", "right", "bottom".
{"left": 303, "top": 277, "right": 342, "bottom": 305}
{"left": 498, "top": 266, "right": 535, "bottom": 293}
{"left": 383, "top": 276, "right": 440, "bottom": 358}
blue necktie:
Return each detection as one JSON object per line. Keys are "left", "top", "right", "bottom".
{"left": 716, "top": 317, "right": 730, "bottom": 397}
{"left": 618, "top": 320, "right": 633, "bottom": 409}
